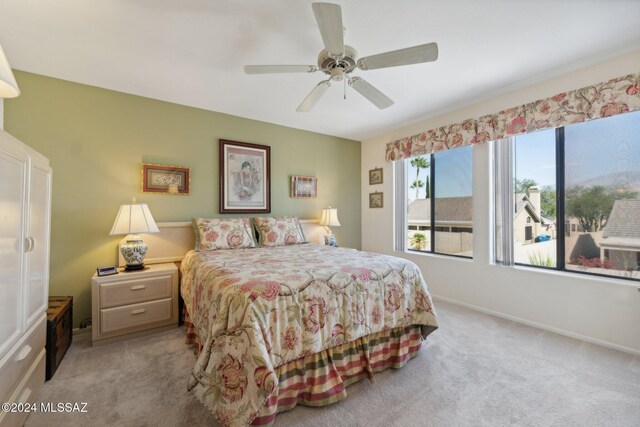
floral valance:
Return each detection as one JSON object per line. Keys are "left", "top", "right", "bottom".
{"left": 385, "top": 72, "right": 640, "bottom": 161}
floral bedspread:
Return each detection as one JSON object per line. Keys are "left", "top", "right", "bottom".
{"left": 180, "top": 245, "right": 438, "bottom": 426}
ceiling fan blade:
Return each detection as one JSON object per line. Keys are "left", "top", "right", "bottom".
{"left": 244, "top": 65, "right": 318, "bottom": 74}
{"left": 312, "top": 3, "right": 344, "bottom": 58}
{"left": 357, "top": 42, "right": 438, "bottom": 71}
{"left": 348, "top": 77, "right": 394, "bottom": 109}
{"left": 296, "top": 80, "right": 331, "bottom": 112}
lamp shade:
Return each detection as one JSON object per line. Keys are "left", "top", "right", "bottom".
{"left": 0, "top": 44, "right": 20, "bottom": 98}
{"left": 109, "top": 203, "right": 160, "bottom": 235}
{"left": 319, "top": 207, "right": 341, "bottom": 227}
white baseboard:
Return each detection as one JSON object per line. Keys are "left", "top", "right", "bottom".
{"left": 432, "top": 294, "right": 640, "bottom": 357}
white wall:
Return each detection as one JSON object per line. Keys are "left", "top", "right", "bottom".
{"left": 361, "top": 50, "right": 640, "bottom": 354}
{"left": 0, "top": 99, "right": 4, "bottom": 129}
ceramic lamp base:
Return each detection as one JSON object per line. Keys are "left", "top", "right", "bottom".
{"left": 324, "top": 233, "right": 338, "bottom": 247}
{"left": 120, "top": 236, "right": 149, "bottom": 271}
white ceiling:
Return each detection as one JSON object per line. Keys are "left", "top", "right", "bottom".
{"left": 1, "top": 0, "right": 639, "bottom": 141}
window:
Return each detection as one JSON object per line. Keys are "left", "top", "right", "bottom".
{"left": 512, "top": 128, "right": 557, "bottom": 267}
{"left": 564, "top": 111, "right": 640, "bottom": 278}
{"left": 496, "top": 110, "right": 640, "bottom": 281}
{"left": 404, "top": 145, "right": 473, "bottom": 257}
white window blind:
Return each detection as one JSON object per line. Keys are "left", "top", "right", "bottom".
{"left": 394, "top": 159, "right": 407, "bottom": 252}
{"left": 494, "top": 137, "right": 514, "bottom": 266}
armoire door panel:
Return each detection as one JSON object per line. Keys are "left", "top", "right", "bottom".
{"left": 25, "top": 164, "right": 52, "bottom": 328}
{"left": 0, "top": 148, "right": 28, "bottom": 359}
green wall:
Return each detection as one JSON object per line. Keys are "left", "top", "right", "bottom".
{"left": 5, "top": 71, "right": 361, "bottom": 328}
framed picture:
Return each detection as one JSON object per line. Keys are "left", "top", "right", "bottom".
{"left": 142, "top": 163, "right": 190, "bottom": 195}
{"left": 369, "top": 167, "right": 383, "bottom": 185}
{"left": 290, "top": 176, "right": 317, "bottom": 198}
{"left": 369, "top": 192, "right": 383, "bottom": 208}
{"left": 219, "top": 139, "right": 271, "bottom": 213}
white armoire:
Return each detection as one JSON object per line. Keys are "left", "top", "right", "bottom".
{"left": 0, "top": 128, "right": 51, "bottom": 426}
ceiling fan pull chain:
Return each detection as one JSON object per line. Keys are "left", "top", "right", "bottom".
{"left": 345, "top": 77, "right": 349, "bottom": 100}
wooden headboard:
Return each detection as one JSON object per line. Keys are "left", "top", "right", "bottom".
{"left": 118, "top": 219, "right": 324, "bottom": 267}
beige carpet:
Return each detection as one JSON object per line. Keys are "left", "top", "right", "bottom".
{"left": 26, "top": 301, "right": 640, "bottom": 427}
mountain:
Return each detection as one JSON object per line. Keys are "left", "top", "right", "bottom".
{"left": 568, "top": 171, "right": 640, "bottom": 192}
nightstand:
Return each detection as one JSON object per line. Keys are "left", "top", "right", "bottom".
{"left": 91, "top": 263, "right": 178, "bottom": 345}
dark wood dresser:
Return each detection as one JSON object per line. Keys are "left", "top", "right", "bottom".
{"left": 46, "top": 296, "right": 73, "bottom": 381}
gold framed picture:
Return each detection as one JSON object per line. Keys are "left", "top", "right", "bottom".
{"left": 290, "top": 176, "right": 317, "bottom": 198}
{"left": 369, "top": 167, "right": 383, "bottom": 185}
{"left": 369, "top": 192, "right": 383, "bottom": 208}
{"left": 142, "top": 163, "right": 190, "bottom": 195}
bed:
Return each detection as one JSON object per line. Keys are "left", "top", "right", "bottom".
{"left": 180, "top": 238, "right": 438, "bottom": 426}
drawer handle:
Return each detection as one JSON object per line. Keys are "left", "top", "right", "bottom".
{"left": 15, "top": 345, "right": 32, "bottom": 361}
{"left": 18, "top": 387, "right": 32, "bottom": 404}
{"left": 130, "top": 285, "right": 147, "bottom": 291}
{"left": 131, "top": 309, "right": 147, "bottom": 315}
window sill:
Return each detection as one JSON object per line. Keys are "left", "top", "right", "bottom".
{"left": 401, "top": 249, "right": 474, "bottom": 262}
{"left": 508, "top": 263, "right": 640, "bottom": 289}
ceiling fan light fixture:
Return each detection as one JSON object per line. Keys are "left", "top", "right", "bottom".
{"left": 330, "top": 67, "right": 345, "bottom": 81}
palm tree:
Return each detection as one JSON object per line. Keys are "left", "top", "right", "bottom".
{"left": 410, "top": 233, "right": 428, "bottom": 250}
{"left": 410, "top": 180, "right": 425, "bottom": 198}
{"left": 425, "top": 175, "right": 431, "bottom": 199}
{"left": 410, "top": 157, "right": 430, "bottom": 200}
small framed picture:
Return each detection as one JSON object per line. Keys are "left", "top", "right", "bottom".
{"left": 369, "top": 192, "right": 383, "bottom": 208}
{"left": 369, "top": 168, "right": 383, "bottom": 185}
{"left": 290, "top": 176, "right": 317, "bottom": 198}
{"left": 96, "top": 266, "right": 118, "bottom": 277}
{"left": 142, "top": 163, "right": 190, "bottom": 195}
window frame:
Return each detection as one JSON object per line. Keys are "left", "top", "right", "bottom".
{"left": 498, "top": 114, "right": 640, "bottom": 283}
{"left": 403, "top": 151, "right": 473, "bottom": 259}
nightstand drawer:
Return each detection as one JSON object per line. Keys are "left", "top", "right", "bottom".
{"left": 100, "top": 298, "right": 173, "bottom": 334}
{"left": 99, "top": 275, "right": 173, "bottom": 308}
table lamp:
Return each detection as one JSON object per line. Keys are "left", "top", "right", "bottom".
{"left": 0, "top": 44, "right": 20, "bottom": 98}
{"left": 109, "top": 198, "right": 159, "bottom": 271}
{"left": 319, "top": 206, "right": 340, "bottom": 246}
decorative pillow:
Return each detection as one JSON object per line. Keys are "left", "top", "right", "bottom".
{"left": 253, "top": 216, "right": 307, "bottom": 247}
{"left": 193, "top": 218, "right": 256, "bottom": 251}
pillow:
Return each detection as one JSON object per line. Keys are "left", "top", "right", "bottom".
{"left": 253, "top": 216, "right": 307, "bottom": 247}
{"left": 193, "top": 218, "right": 256, "bottom": 251}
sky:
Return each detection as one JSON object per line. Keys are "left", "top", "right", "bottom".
{"left": 564, "top": 111, "right": 640, "bottom": 186}
{"left": 515, "top": 111, "right": 640, "bottom": 188}
{"left": 515, "top": 128, "right": 556, "bottom": 188}
{"left": 407, "top": 145, "right": 472, "bottom": 201}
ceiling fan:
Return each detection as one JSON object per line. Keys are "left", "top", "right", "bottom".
{"left": 244, "top": 2, "right": 438, "bottom": 112}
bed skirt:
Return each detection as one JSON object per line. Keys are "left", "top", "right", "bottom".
{"left": 184, "top": 308, "right": 426, "bottom": 425}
